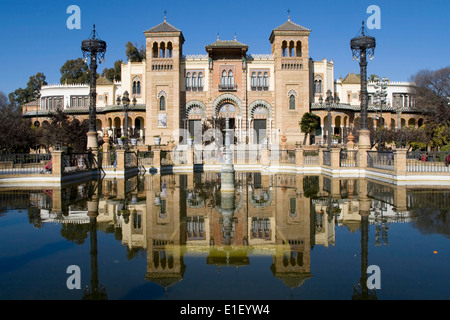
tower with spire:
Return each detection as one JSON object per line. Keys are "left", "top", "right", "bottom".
{"left": 269, "top": 11, "right": 311, "bottom": 144}
{"left": 144, "top": 11, "right": 185, "bottom": 143}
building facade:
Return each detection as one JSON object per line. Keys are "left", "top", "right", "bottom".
{"left": 22, "top": 17, "right": 422, "bottom": 148}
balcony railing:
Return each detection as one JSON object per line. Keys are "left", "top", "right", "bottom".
{"left": 407, "top": 151, "right": 450, "bottom": 172}
{"left": 340, "top": 150, "right": 358, "bottom": 167}
{"left": 367, "top": 151, "right": 395, "bottom": 171}
{"left": 251, "top": 85, "right": 269, "bottom": 91}
{"left": 0, "top": 153, "right": 52, "bottom": 175}
{"left": 186, "top": 86, "right": 204, "bottom": 92}
{"left": 303, "top": 150, "right": 319, "bottom": 165}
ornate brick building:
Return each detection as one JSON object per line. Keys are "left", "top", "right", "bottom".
{"left": 22, "top": 17, "right": 421, "bottom": 148}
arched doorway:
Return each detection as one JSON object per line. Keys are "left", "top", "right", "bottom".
{"left": 249, "top": 101, "right": 272, "bottom": 145}
{"left": 113, "top": 117, "right": 121, "bottom": 140}
{"left": 213, "top": 94, "right": 243, "bottom": 144}
{"left": 96, "top": 119, "right": 103, "bottom": 136}
{"left": 185, "top": 101, "right": 207, "bottom": 145}
{"left": 135, "top": 116, "right": 145, "bottom": 142}
{"left": 217, "top": 103, "right": 236, "bottom": 145}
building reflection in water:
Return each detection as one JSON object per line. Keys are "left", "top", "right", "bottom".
{"left": 9, "top": 171, "right": 448, "bottom": 299}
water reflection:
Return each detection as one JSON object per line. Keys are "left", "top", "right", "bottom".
{"left": 0, "top": 172, "right": 449, "bottom": 300}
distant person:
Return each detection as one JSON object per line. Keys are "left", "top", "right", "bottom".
{"left": 445, "top": 154, "right": 450, "bottom": 167}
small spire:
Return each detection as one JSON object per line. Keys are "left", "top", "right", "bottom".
{"left": 93, "top": 24, "right": 96, "bottom": 38}
{"left": 234, "top": 33, "right": 237, "bottom": 41}
{"left": 361, "top": 20, "right": 365, "bottom": 35}
{"left": 217, "top": 33, "right": 220, "bottom": 41}
{"left": 164, "top": 10, "right": 167, "bottom": 22}
{"left": 287, "top": 9, "right": 291, "bottom": 21}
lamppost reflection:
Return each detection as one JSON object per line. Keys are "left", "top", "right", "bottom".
{"left": 82, "top": 181, "right": 107, "bottom": 300}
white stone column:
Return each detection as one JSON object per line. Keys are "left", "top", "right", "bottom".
{"left": 248, "top": 119, "right": 252, "bottom": 145}
{"left": 321, "top": 125, "right": 324, "bottom": 144}
{"left": 237, "top": 116, "right": 242, "bottom": 143}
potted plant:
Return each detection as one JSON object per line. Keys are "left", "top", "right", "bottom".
{"left": 130, "top": 129, "right": 140, "bottom": 146}
{"left": 118, "top": 136, "right": 125, "bottom": 146}
{"left": 188, "top": 135, "right": 194, "bottom": 146}
{"left": 331, "top": 134, "right": 340, "bottom": 145}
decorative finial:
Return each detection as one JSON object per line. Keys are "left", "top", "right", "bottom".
{"left": 287, "top": 9, "right": 291, "bottom": 21}
{"left": 361, "top": 20, "right": 365, "bottom": 35}
{"left": 93, "top": 24, "right": 96, "bottom": 38}
{"left": 217, "top": 33, "right": 220, "bottom": 41}
{"left": 164, "top": 10, "right": 167, "bottom": 22}
{"left": 234, "top": 33, "right": 237, "bottom": 41}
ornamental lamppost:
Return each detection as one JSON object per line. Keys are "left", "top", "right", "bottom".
{"left": 82, "top": 25, "right": 107, "bottom": 152}
{"left": 350, "top": 21, "right": 375, "bottom": 148}
{"left": 121, "top": 91, "right": 130, "bottom": 150}
{"left": 373, "top": 77, "right": 389, "bottom": 150}
{"left": 319, "top": 89, "right": 340, "bottom": 149}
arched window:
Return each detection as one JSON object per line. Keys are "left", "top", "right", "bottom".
{"left": 167, "top": 42, "right": 173, "bottom": 58}
{"left": 221, "top": 70, "right": 228, "bottom": 87}
{"left": 282, "top": 41, "right": 287, "bottom": 57}
{"left": 289, "top": 41, "right": 295, "bottom": 57}
{"left": 192, "top": 72, "right": 198, "bottom": 88}
{"left": 159, "top": 42, "right": 165, "bottom": 58}
{"left": 296, "top": 41, "right": 302, "bottom": 57}
{"left": 251, "top": 72, "right": 257, "bottom": 88}
{"left": 314, "top": 79, "right": 322, "bottom": 94}
{"left": 186, "top": 72, "right": 191, "bottom": 90}
{"left": 228, "top": 70, "right": 234, "bottom": 86}
{"left": 257, "top": 72, "right": 262, "bottom": 88}
{"left": 152, "top": 42, "right": 158, "bottom": 58}
{"left": 198, "top": 72, "right": 203, "bottom": 89}
{"left": 263, "top": 72, "right": 269, "bottom": 90}
{"left": 132, "top": 78, "right": 141, "bottom": 96}
{"left": 290, "top": 198, "right": 296, "bottom": 216}
{"left": 159, "top": 96, "right": 166, "bottom": 111}
{"left": 289, "top": 95, "right": 295, "bottom": 110}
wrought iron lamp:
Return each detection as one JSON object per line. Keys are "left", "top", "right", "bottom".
{"left": 373, "top": 77, "right": 389, "bottom": 150}
{"left": 81, "top": 25, "right": 107, "bottom": 151}
{"left": 350, "top": 21, "right": 375, "bottom": 148}
{"left": 121, "top": 91, "right": 130, "bottom": 150}
{"left": 319, "top": 89, "right": 340, "bottom": 149}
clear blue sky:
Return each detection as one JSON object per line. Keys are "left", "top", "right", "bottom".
{"left": 0, "top": 0, "right": 448, "bottom": 98}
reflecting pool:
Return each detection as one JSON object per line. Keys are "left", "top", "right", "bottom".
{"left": 0, "top": 172, "right": 449, "bottom": 300}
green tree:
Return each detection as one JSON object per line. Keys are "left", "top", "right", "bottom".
{"left": 299, "top": 112, "right": 320, "bottom": 145}
{"left": 102, "top": 59, "right": 123, "bottom": 82}
{"left": 9, "top": 72, "right": 47, "bottom": 108}
{"left": 0, "top": 91, "right": 36, "bottom": 152}
{"left": 125, "top": 42, "right": 146, "bottom": 62}
{"left": 60, "top": 58, "right": 90, "bottom": 84}
{"left": 38, "top": 110, "right": 89, "bottom": 152}
{"left": 409, "top": 67, "right": 450, "bottom": 148}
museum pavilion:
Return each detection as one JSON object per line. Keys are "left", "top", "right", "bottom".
{"left": 22, "top": 16, "right": 420, "bottom": 148}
